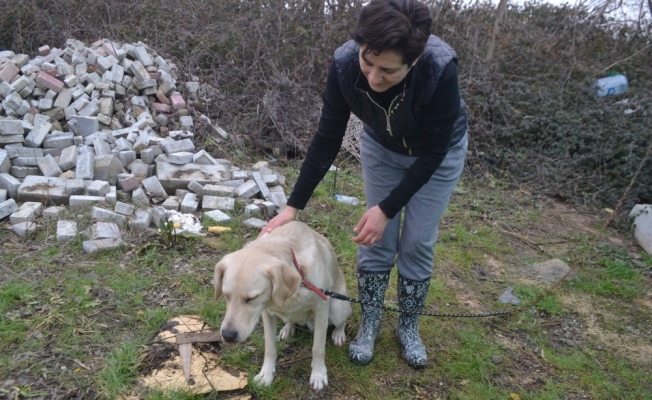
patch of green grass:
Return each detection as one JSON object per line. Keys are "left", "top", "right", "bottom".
{"left": 97, "top": 342, "right": 144, "bottom": 399}
{"left": 247, "top": 375, "right": 288, "bottom": 400}
{"left": 0, "top": 282, "right": 37, "bottom": 348}
{"left": 426, "top": 278, "right": 455, "bottom": 304}
{"left": 604, "top": 259, "right": 640, "bottom": 281}
{"left": 449, "top": 381, "right": 510, "bottom": 400}
{"left": 513, "top": 286, "right": 565, "bottom": 315}
{"left": 0, "top": 385, "right": 48, "bottom": 398}
{"left": 573, "top": 245, "right": 646, "bottom": 299}
{"left": 437, "top": 222, "right": 511, "bottom": 271}
{"left": 444, "top": 327, "right": 501, "bottom": 382}
{"left": 572, "top": 278, "right": 640, "bottom": 299}
{"left": 140, "top": 307, "right": 177, "bottom": 332}
{"left": 143, "top": 388, "right": 205, "bottom": 400}
{"left": 544, "top": 349, "right": 652, "bottom": 399}
{"left": 640, "top": 252, "right": 652, "bottom": 267}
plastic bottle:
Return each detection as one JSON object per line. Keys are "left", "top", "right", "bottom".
{"left": 335, "top": 194, "right": 359, "bottom": 206}
{"left": 594, "top": 75, "right": 628, "bottom": 97}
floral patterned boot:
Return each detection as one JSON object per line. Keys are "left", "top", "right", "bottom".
{"left": 395, "top": 275, "right": 431, "bottom": 368}
{"left": 348, "top": 271, "right": 390, "bottom": 365}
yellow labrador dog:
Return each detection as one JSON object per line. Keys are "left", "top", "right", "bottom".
{"left": 214, "top": 221, "right": 352, "bottom": 391}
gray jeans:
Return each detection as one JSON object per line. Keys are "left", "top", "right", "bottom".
{"left": 358, "top": 131, "right": 468, "bottom": 281}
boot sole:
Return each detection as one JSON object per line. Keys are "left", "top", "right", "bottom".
{"left": 349, "top": 355, "right": 374, "bottom": 366}
{"left": 395, "top": 330, "right": 427, "bottom": 369}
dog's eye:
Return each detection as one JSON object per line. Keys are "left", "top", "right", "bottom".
{"left": 245, "top": 295, "right": 259, "bottom": 303}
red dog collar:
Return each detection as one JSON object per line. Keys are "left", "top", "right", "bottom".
{"left": 290, "top": 248, "right": 328, "bottom": 300}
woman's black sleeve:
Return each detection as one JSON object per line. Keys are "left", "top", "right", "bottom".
{"left": 286, "top": 62, "right": 351, "bottom": 210}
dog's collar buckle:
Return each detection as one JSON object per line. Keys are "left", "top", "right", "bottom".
{"left": 290, "top": 248, "right": 328, "bottom": 300}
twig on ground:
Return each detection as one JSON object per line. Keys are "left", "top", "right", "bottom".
{"left": 277, "top": 355, "right": 311, "bottom": 368}
{"left": 0, "top": 264, "right": 33, "bottom": 283}
{"left": 496, "top": 227, "right": 550, "bottom": 255}
{"left": 73, "top": 358, "right": 92, "bottom": 371}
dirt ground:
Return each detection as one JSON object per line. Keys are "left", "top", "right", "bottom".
{"left": 490, "top": 201, "right": 648, "bottom": 377}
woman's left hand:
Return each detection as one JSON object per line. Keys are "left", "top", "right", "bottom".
{"left": 353, "top": 205, "right": 389, "bottom": 246}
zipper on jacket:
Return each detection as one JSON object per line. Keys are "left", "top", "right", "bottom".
{"left": 365, "top": 92, "right": 402, "bottom": 138}
{"left": 361, "top": 76, "right": 410, "bottom": 153}
{"left": 365, "top": 92, "right": 411, "bottom": 155}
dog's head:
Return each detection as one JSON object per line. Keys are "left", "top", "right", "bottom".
{"left": 214, "top": 249, "right": 301, "bottom": 343}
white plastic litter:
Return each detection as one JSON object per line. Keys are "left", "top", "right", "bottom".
{"left": 630, "top": 204, "right": 652, "bottom": 255}
{"left": 593, "top": 75, "right": 628, "bottom": 97}
{"left": 335, "top": 194, "right": 359, "bottom": 205}
{"left": 629, "top": 204, "right": 650, "bottom": 218}
{"left": 167, "top": 210, "right": 205, "bottom": 236}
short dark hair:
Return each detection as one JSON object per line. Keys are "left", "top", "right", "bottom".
{"left": 353, "top": 0, "right": 432, "bottom": 66}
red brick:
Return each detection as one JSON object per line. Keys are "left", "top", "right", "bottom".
{"left": 170, "top": 95, "right": 186, "bottom": 110}
{"left": 156, "top": 90, "right": 170, "bottom": 105}
{"left": 0, "top": 62, "right": 19, "bottom": 82}
{"left": 102, "top": 43, "right": 116, "bottom": 57}
{"left": 119, "top": 175, "right": 140, "bottom": 192}
{"left": 38, "top": 45, "right": 51, "bottom": 56}
{"left": 151, "top": 103, "right": 172, "bottom": 113}
{"left": 42, "top": 48, "right": 63, "bottom": 63}
{"left": 159, "top": 126, "right": 169, "bottom": 137}
{"left": 148, "top": 72, "right": 160, "bottom": 80}
{"left": 35, "top": 71, "right": 64, "bottom": 93}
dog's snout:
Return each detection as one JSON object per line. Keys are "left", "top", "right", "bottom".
{"left": 221, "top": 328, "right": 239, "bottom": 343}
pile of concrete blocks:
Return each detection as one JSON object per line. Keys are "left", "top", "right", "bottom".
{"left": 0, "top": 38, "right": 289, "bottom": 252}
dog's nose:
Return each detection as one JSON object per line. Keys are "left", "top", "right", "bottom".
{"left": 221, "top": 328, "right": 238, "bottom": 343}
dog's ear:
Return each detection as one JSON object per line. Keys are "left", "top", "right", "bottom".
{"left": 267, "top": 262, "right": 301, "bottom": 306}
{"left": 214, "top": 261, "right": 227, "bottom": 300}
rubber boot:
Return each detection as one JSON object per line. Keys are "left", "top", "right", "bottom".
{"left": 396, "top": 275, "right": 430, "bottom": 368}
{"left": 348, "top": 271, "right": 391, "bottom": 365}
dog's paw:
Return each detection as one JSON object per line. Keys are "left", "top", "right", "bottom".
{"left": 309, "top": 371, "right": 328, "bottom": 391}
{"left": 254, "top": 368, "right": 275, "bottom": 387}
{"left": 254, "top": 363, "right": 276, "bottom": 386}
{"left": 278, "top": 323, "right": 295, "bottom": 341}
{"left": 331, "top": 328, "right": 346, "bottom": 347}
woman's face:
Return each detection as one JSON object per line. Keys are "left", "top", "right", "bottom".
{"left": 359, "top": 45, "right": 415, "bottom": 93}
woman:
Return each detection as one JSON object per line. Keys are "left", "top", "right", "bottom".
{"left": 260, "top": 0, "right": 468, "bottom": 369}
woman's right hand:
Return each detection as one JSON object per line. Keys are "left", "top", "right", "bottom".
{"left": 258, "top": 206, "right": 299, "bottom": 238}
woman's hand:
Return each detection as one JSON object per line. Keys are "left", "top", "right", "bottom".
{"left": 258, "top": 206, "right": 299, "bottom": 238}
{"left": 352, "top": 205, "right": 389, "bottom": 246}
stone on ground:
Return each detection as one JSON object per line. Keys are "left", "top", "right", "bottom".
{"left": 82, "top": 238, "right": 125, "bottom": 254}
{"left": 56, "top": 220, "right": 77, "bottom": 242}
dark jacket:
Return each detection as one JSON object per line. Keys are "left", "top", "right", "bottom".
{"left": 287, "top": 35, "right": 467, "bottom": 219}
{"left": 334, "top": 36, "right": 467, "bottom": 156}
